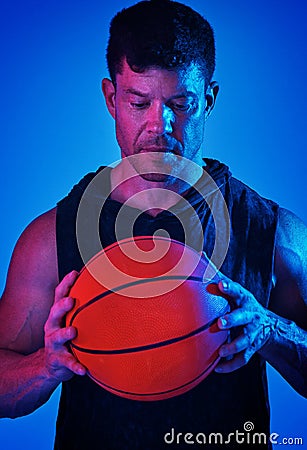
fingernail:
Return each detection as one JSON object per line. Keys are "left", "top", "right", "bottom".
{"left": 219, "top": 317, "right": 227, "bottom": 328}
{"left": 215, "top": 367, "right": 223, "bottom": 373}
{"left": 221, "top": 280, "right": 229, "bottom": 290}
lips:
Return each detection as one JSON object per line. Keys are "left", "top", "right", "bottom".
{"left": 138, "top": 147, "right": 179, "bottom": 155}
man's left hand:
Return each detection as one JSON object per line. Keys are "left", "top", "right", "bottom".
{"left": 214, "top": 279, "right": 275, "bottom": 373}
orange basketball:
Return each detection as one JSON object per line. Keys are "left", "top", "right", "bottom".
{"left": 66, "top": 236, "right": 229, "bottom": 401}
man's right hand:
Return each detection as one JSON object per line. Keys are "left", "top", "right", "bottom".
{"left": 44, "top": 270, "right": 87, "bottom": 382}
{"left": 0, "top": 208, "right": 87, "bottom": 418}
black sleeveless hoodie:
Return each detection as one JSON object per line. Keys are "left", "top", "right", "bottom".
{"left": 54, "top": 159, "right": 278, "bottom": 449}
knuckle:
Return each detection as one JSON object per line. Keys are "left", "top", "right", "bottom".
{"left": 232, "top": 341, "right": 242, "bottom": 353}
{"left": 54, "top": 283, "right": 63, "bottom": 296}
{"left": 224, "top": 314, "right": 233, "bottom": 327}
{"left": 243, "top": 326, "right": 249, "bottom": 337}
{"left": 61, "top": 296, "right": 74, "bottom": 311}
{"left": 43, "top": 320, "right": 49, "bottom": 334}
{"left": 48, "top": 327, "right": 65, "bottom": 346}
{"left": 55, "top": 296, "right": 68, "bottom": 311}
{"left": 56, "top": 327, "right": 71, "bottom": 343}
{"left": 53, "top": 297, "right": 72, "bottom": 319}
{"left": 45, "top": 329, "right": 57, "bottom": 346}
{"left": 239, "top": 286, "right": 246, "bottom": 296}
{"left": 65, "top": 296, "right": 74, "bottom": 309}
{"left": 46, "top": 302, "right": 56, "bottom": 317}
{"left": 44, "top": 313, "right": 55, "bottom": 334}
{"left": 44, "top": 328, "right": 51, "bottom": 342}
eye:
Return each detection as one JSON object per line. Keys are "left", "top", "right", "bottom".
{"left": 173, "top": 103, "right": 189, "bottom": 111}
{"left": 170, "top": 100, "right": 194, "bottom": 113}
{"left": 130, "top": 102, "right": 150, "bottom": 110}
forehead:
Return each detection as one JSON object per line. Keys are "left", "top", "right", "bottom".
{"left": 115, "top": 59, "right": 205, "bottom": 97}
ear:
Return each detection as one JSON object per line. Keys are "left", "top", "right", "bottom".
{"left": 205, "top": 81, "right": 219, "bottom": 120}
{"left": 102, "top": 78, "right": 116, "bottom": 119}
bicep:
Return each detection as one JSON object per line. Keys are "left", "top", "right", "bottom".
{"left": 0, "top": 208, "right": 59, "bottom": 354}
{"left": 269, "top": 207, "right": 307, "bottom": 330}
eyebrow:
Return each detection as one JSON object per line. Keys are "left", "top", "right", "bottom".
{"left": 123, "top": 88, "right": 196, "bottom": 100}
{"left": 124, "top": 88, "right": 149, "bottom": 97}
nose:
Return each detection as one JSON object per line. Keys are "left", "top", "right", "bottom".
{"left": 146, "top": 103, "right": 173, "bottom": 135}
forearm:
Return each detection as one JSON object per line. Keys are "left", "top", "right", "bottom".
{"left": 258, "top": 312, "right": 307, "bottom": 398}
{"left": 0, "top": 348, "right": 60, "bottom": 418}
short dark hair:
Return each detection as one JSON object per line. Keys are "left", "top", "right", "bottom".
{"left": 106, "top": 0, "right": 216, "bottom": 87}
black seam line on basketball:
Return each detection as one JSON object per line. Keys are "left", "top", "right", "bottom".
{"left": 88, "top": 347, "right": 225, "bottom": 397}
{"left": 70, "top": 305, "right": 228, "bottom": 355}
{"left": 68, "top": 275, "right": 204, "bottom": 327}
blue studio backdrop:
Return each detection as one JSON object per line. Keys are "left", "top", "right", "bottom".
{"left": 0, "top": 0, "right": 306, "bottom": 448}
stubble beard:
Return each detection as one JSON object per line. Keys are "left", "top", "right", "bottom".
{"left": 122, "top": 146, "right": 179, "bottom": 184}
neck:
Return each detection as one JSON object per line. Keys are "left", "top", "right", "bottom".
{"left": 110, "top": 157, "right": 203, "bottom": 216}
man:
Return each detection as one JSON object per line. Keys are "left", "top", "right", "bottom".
{"left": 0, "top": 0, "right": 306, "bottom": 449}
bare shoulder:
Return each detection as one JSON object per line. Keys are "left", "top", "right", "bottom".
{"left": 0, "top": 207, "right": 59, "bottom": 353}
{"left": 276, "top": 207, "right": 307, "bottom": 250}
{"left": 4, "top": 207, "right": 58, "bottom": 291}
{"left": 270, "top": 207, "right": 307, "bottom": 328}
{"left": 275, "top": 207, "right": 307, "bottom": 282}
